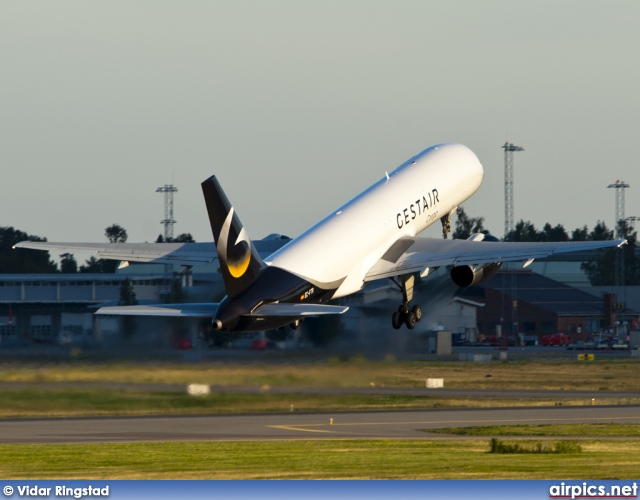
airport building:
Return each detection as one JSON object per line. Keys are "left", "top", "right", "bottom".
{"left": 476, "top": 270, "right": 637, "bottom": 340}
{"left": 0, "top": 274, "right": 173, "bottom": 345}
{"left": 1, "top": 248, "right": 638, "bottom": 351}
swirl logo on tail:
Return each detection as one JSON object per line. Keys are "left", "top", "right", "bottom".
{"left": 217, "top": 207, "right": 251, "bottom": 278}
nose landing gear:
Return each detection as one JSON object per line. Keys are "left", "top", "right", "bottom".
{"left": 390, "top": 274, "right": 422, "bottom": 330}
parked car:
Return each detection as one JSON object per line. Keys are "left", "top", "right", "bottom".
{"left": 250, "top": 339, "right": 268, "bottom": 351}
{"left": 541, "top": 333, "right": 570, "bottom": 347}
{"left": 170, "top": 330, "right": 192, "bottom": 350}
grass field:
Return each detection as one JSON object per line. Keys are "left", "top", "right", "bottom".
{"left": 1, "top": 436, "right": 639, "bottom": 479}
{"left": 1, "top": 357, "right": 639, "bottom": 479}
{"left": 1, "top": 357, "right": 639, "bottom": 418}
{"left": 429, "top": 423, "right": 640, "bottom": 437}
{"left": 2, "top": 387, "right": 635, "bottom": 418}
{"left": 1, "top": 356, "right": 639, "bottom": 391}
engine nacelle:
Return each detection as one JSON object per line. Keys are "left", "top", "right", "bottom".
{"left": 450, "top": 233, "right": 503, "bottom": 288}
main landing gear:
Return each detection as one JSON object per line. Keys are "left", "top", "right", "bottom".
{"left": 440, "top": 212, "right": 452, "bottom": 239}
{"left": 390, "top": 211, "right": 453, "bottom": 330}
{"left": 390, "top": 274, "right": 422, "bottom": 330}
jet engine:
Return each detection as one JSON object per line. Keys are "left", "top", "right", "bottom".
{"left": 450, "top": 233, "right": 502, "bottom": 288}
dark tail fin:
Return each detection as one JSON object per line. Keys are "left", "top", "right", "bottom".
{"left": 201, "top": 176, "right": 265, "bottom": 298}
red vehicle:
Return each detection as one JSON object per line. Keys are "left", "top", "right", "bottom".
{"left": 480, "top": 335, "right": 515, "bottom": 347}
{"left": 250, "top": 339, "right": 268, "bottom": 351}
{"left": 482, "top": 335, "right": 498, "bottom": 346}
{"left": 541, "top": 333, "right": 570, "bottom": 346}
{"left": 170, "top": 330, "right": 193, "bottom": 350}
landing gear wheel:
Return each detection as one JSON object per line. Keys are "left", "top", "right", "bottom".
{"left": 405, "top": 311, "right": 417, "bottom": 329}
{"left": 392, "top": 311, "right": 403, "bottom": 330}
{"left": 412, "top": 305, "right": 422, "bottom": 321}
{"left": 389, "top": 275, "right": 422, "bottom": 330}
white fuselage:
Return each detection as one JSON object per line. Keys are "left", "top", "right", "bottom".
{"left": 266, "top": 143, "right": 484, "bottom": 298}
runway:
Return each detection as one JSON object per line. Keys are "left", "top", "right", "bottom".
{"left": 2, "top": 405, "right": 640, "bottom": 444}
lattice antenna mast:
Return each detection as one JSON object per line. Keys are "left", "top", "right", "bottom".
{"left": 502, "top": 142, "right": 524, "bottom": 238}
{"left": 608, "top": 180, "right": 630, "bottom": 287}
{"left": 156, "top": 184, "right": 178, "bottom": 241}
{"left": 607, "top": 180, "right": 630, "bottom": 238}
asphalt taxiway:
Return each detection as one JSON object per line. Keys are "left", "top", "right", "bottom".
{"left": 2, "top": 405, "right": 639, "bottom": 444}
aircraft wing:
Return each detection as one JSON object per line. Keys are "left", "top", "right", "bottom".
{"left": 364, "top": 237, "right": 627, "bottom": 282}
{"left": 97, "top": 303, "right": 217, "bottom": 317}
{"left": 246, "top": 303, "right": 349, "bottom": 317}
{"left": 14, "top": 241, "right": 218, "bottom": 266}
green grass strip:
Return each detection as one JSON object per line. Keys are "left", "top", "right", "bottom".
{"left": 0, "top": 388, "right": 470, "bottom": 417}
{"left": 3, "top": 387, "right": 617, "bottom": 418}
{"left": 428, "top": 423, "right": 640, "bottom": 437}
{"left": 1, "top": 439, "right": 638, "bottom": 479}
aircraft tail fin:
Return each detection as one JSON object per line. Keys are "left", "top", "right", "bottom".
{"left": 201, "top": 176, "right": 265, "bottom": 298}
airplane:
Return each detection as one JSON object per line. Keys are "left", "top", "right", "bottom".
{"left": 15, "top": 143, "right": 626, "bottom": 332}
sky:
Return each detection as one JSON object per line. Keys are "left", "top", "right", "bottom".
{"left": 1, "top": 1, "right": 639, "bottom": 247}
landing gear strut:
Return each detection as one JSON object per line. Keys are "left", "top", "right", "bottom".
{"left": 390, "top": 274, "right": 422, "bottom": 330}
{"left": 440, "top": 212, "right": 452, "bottom": 239}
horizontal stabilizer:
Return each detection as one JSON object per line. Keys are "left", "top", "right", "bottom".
{"left": 96, "top": 303, "right": 217, "bottom": 317}
{"left": 245, "top": 303, "right": 348, "bottom": 317}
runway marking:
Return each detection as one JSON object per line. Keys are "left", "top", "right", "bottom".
{"left": 268, "top": 415, "right": 640, "bottom": 432}
{"left": 268, "top": 425, "right": 336, "bottom": 434}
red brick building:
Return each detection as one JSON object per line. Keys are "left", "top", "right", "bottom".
{"left": 474, "top": 270, "right": 615, "bottom": 342}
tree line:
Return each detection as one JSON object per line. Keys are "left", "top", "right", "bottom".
{"left": 2, "top": 212, "right": 638, "bottom": 286}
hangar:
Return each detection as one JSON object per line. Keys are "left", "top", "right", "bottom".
{"left": 476, "top": 270, "right": 633, "bottom": 341}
